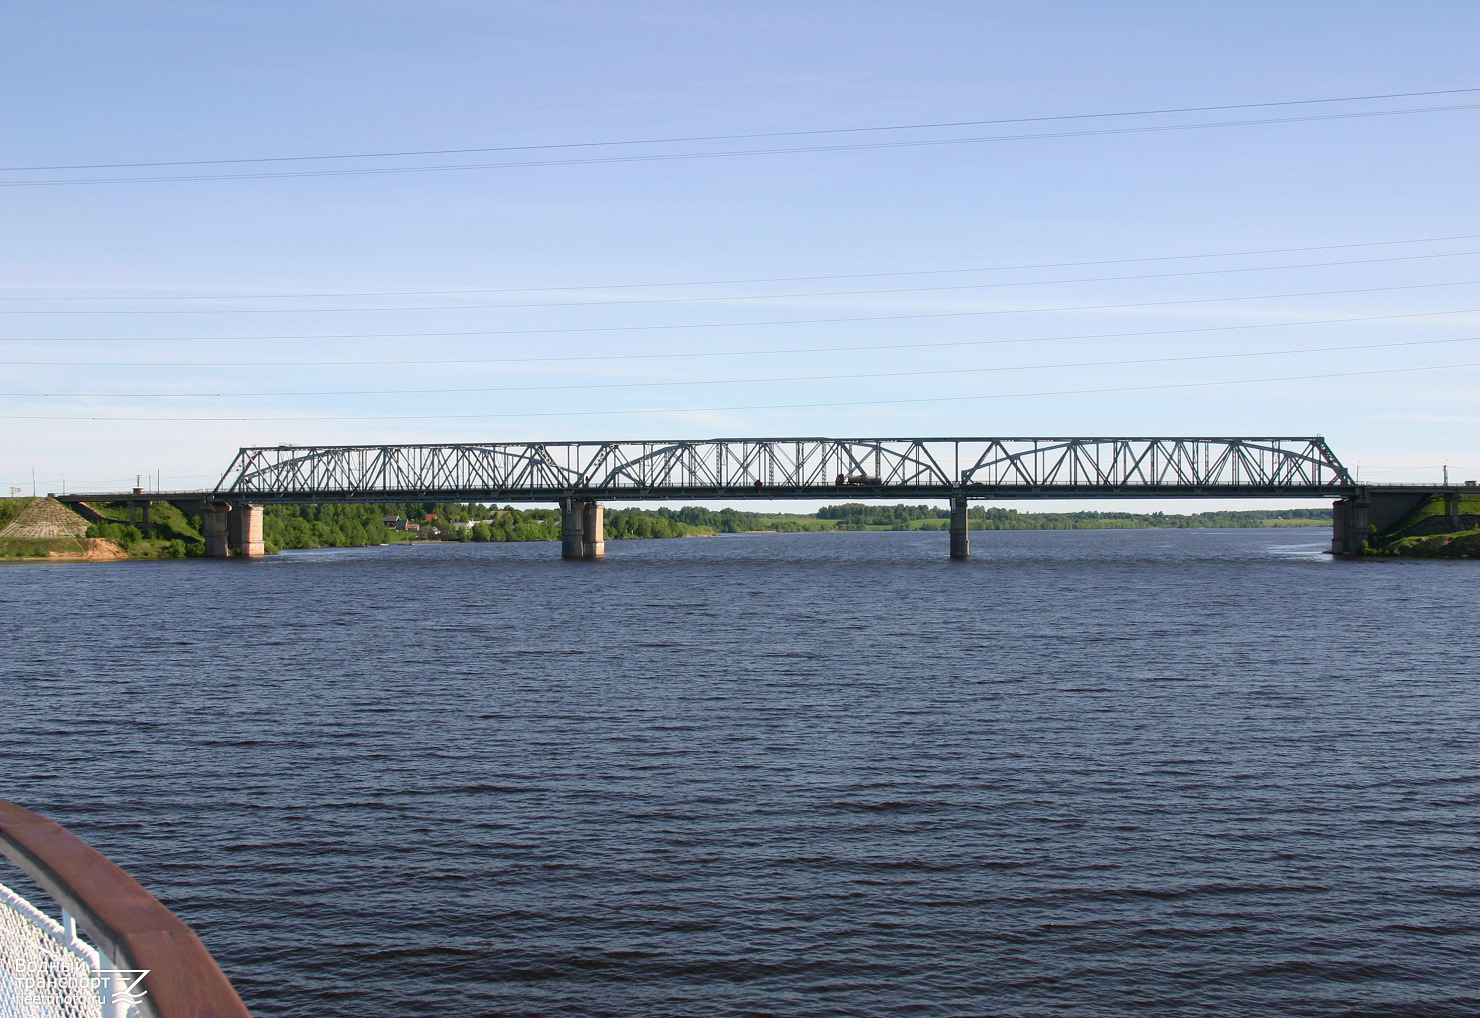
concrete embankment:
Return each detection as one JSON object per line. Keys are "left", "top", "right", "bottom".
{"left": 0, "top": 497, "right": 90, "bottom": 540}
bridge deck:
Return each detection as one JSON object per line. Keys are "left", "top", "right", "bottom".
{"left": 58, "top": 483, "right": 1353, "bottom": 506}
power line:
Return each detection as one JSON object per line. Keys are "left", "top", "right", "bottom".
{"left": 8, "top": 87, "right": 1475, "bottom": 172}
{"left": 7, "top": 334, "right": 1477, "bottom": 400}
{"left": 6, "top": 307, "right": 1479, "bottom": 369}
{"left": 6, "top": 102, "right": 1479, "bottom": 187}
{"left": 6, "top": 279, "right": 1480, "bottom": 340}
{"left": 9, "top": 231, "right": 1479, "bottom": 302}
{"left": 3, "top": 361, "right": 1475, "bottom": 421}
{"left": 6, "top": 250, "right": 1477, "bottom": 315}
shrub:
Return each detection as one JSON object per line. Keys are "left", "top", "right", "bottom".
{"left": 86, "top": 521, "right": 143, "bottom": 548}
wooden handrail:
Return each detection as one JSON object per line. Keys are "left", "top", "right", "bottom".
{"left": 0, "top": 798, "right": 251, "bottom": 1018}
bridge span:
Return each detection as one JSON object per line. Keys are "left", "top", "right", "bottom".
{"left": 59, "top": 436, "right": 1393, "bottom": 559}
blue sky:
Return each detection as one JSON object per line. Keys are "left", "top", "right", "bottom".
{"left": 4, "top": 1, "right": 1479, "bottom": 506}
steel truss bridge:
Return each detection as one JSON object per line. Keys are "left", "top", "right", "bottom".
{"left": 209, "top": 436, "right": 1354, "bottom": 502}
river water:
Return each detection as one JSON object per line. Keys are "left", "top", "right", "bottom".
{"left": 4, "top": 529, "right": 1479, "bottom": 1017}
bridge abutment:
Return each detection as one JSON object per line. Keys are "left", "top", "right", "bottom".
{"left": 1332, "top": 488, "right": 1438, "bottom": 556}
{"left": 950, "top": 495, "right": 970, "bottom": 560}
{"left": 561, "top": 499, "right": 605, "bottom": 560}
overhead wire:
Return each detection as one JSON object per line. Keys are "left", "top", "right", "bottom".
{"left": 7, "top": 230, "right": 1479, "bottom": 301}
{"left": 8, "top": 307, "right": 1477, "bottom": 368}
{"left": 6, "top": 279, "right": 1480, "bottom": 340}
{"left": 5, "top": 249, "right": 1479, "bottom": 315}
{"left": 9, "top": 231, "right": 1480, "bottom": 303}
{"left": 3, "top": 361, "right": 1476, "bottom": 421}
{"left": 6, "top": 334, "right": 1478, "bottom": 400}
{"left": 8, "top": 86, "right": 1477, "bottom": 172}
{"left": 6, "top": 102, "right": 1480, "bottom": 186}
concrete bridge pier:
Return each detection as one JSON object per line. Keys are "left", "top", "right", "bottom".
{"left": 126, "top": 502, "right": 152, "bottom": 538}
{"left": 202, "top": 506, "right": 229, "bottom": 558}
{"left": 949, "top": 495, "right": 970, "bottom": 560}
{"left": 1331, "top": 495, "right": 1370, "bottom": 555}
{"left": 561, "top": 499, "right": 605, "bottom": 560}
{"left": 201, "top": 503, "right": 264, "bottom": 558}
{"left": 229, "top": 504, "right": 265, "bottom": 558}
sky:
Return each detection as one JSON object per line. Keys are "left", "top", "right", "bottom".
{"left": 4, "top": 1, "right": 1479, "bottom": 510}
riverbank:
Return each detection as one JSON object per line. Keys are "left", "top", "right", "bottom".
{"left": 0, "top": 536, "right": 129, "bottom": 561}
{"left": 0, "top": 496, "right": 1335, "bottom": 561}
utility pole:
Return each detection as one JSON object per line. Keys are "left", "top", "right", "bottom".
{"left": 1444, "top": 464, "right": 1449, "bottom": 485}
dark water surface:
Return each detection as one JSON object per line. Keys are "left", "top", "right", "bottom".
{"left": 4, "top": 529, "right": 1480, "bottom": 1017}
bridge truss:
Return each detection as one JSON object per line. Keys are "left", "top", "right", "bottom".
{"left": 211, "top": 437, "right": 1353, "bottom": 503}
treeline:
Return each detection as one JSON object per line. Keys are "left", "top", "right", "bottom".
{"left": 818, "top": 503, "right": 1331, "bottom": 530}
{"left": 656, "top": 506, "right": 788, "bottom": 532}
{"left": 820, "top": 503, "right": 948, "bottom": 523}
{"left": 264, "top": 504, "right": 397, "bottom": 550}
{"left": 250, "top": 500, "right": 1334, "bottom": 553}
{"left": 262, "top": 503, "right": 491, "bottom": 549}
{"left": 435, "top": 509, "right": 709, "bottom": 542}
{"left": 261, "top": 503, "right": 712, "bottom": 550}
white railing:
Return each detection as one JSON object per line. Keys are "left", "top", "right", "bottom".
{"left": 0, "top": 882, "right": 141, "bottom": 1018}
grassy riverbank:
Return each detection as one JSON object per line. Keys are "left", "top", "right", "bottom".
{"left": 0, "top": 536, "right": 131, "bottom": 561}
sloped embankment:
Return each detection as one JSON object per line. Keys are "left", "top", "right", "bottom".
{"left": 1370, "top": 493, "right": 1480, "bottom": 559}
{"left": 0, "top": 498, "right": 129, "bottom": 559}
{"left": 0, "top": 497, "right": 90, "bottom": 539}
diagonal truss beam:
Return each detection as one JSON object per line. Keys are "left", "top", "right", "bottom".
{"left": 210, "top": 437, "right": 1354, "bottom": 503}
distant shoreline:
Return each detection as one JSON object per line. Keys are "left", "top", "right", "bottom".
{"left": 0, "top": 496, "right": 1334, "bottom": 561}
